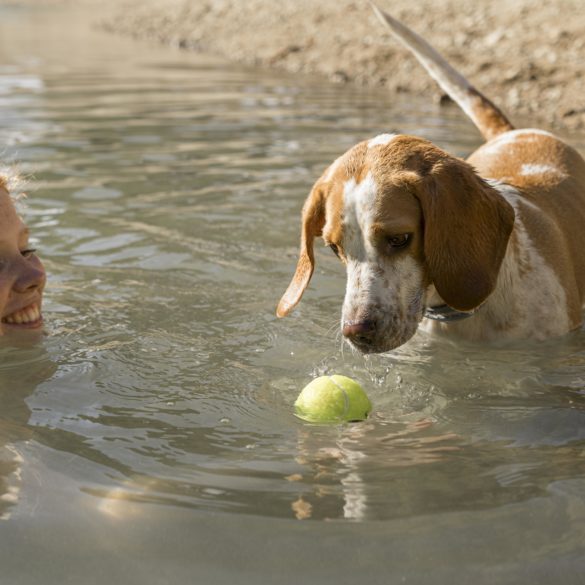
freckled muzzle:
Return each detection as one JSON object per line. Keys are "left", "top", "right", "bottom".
{"left": 341, "top": 304, "right": 419, "bottom": 352}
{"left": 341, "top": 258, "right": 425, "bottom": 352}
{"left": 342, "top": 316, "right": 421, "bottom": 353}
{"left": 342, "top": 319, "right": 377, "bottom": 346}
{"left": 342, "top": 288, "right": 425, "bottom": 353}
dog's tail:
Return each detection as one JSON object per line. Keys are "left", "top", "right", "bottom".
{"left": 371, "top": 3, "right": 514, "bottom": 141}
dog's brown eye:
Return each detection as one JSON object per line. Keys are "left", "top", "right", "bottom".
{"left": 387, "top": 234, "right": 411, "bottom": 249}
{"left": 329, "top": 243, "right": 340, "bottom": 258}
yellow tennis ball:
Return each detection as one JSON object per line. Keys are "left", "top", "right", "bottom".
{"left": 294, "top": 375, "right": 372, "bottom": 423}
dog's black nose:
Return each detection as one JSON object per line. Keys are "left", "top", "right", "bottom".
{"left": 342, "top": 320, "right": 376, "bottom": 345}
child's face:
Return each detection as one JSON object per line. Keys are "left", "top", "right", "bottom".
{"left": 0, "top": 187, "right": 46, "bottom": 334}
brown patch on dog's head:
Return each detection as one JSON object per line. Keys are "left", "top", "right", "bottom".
{"left": 383, "top": 138, "right": 515, "bottom": 311}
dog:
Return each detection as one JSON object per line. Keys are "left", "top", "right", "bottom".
{"left": 276, "top": 4, "right": 585, "bottom": 354}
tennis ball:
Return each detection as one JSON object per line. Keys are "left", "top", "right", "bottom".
{"left": 294, "top": 375, "right": 372, "bottom": 423}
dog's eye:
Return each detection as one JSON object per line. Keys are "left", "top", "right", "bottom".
{"left": 387, "top": 234, "right": 411, "bottom": 249}
{"left": 329, "top": 243, "right": 340, "bottom": 258}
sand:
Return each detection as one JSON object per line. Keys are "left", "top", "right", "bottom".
{"left": 12, "top": 0, "right": 585, "bottom": 133}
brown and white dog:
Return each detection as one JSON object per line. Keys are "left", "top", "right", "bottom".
{"left": 276, "top": 5, "right": 585, "bottom": 354}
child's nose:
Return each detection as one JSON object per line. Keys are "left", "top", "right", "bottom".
{"left": 14, "top": 260, "right": 46, "bottom": 294}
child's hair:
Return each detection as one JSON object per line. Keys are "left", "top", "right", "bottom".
{"left": 0, "top": 168, "right": 25, "bottom": 203}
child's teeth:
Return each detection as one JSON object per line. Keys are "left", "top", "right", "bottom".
{"left": 2, "top": 304, "right": 41, "bottom": 325}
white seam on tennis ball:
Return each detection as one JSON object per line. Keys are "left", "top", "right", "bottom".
{"left": 327, "top": 375, "right": 349, "bottom": 416}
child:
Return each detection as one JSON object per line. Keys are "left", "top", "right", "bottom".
{"left": 0, "top": 175, "right": 46, "bottom": 335}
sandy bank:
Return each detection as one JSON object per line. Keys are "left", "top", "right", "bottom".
{"left": 95, "top": 0, "right": 585, "bottom": 134}
{"left": 9, "top": 0, "right": 585, "bottom": 134}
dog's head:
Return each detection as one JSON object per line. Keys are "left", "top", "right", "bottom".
{"left": 277, "top": 134, "right": 514, "bottom": 353}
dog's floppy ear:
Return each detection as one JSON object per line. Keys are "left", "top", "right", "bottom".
{"left": 415, "top": 157, "right": 514, "bottom": 311}
{"left": 277, "top": 186, "right": 327, "bottom": 317}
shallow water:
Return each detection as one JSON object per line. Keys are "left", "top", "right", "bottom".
{"left": 2, "top": 4, "right": 585, "bottom": 584}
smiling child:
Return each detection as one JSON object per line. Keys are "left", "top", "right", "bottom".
{"left": 0, "top": 175, "right": 46, "bottom": 334}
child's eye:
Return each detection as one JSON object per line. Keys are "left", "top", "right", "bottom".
{"left": 21, "top": 248, "right": 37, "bottom": 258}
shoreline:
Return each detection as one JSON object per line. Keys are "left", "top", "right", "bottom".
{"left": 97, "top": 0, "right": 585, "bottom": 134}
{"left": 8, "top": 0, "right": 585, "bottom": 134}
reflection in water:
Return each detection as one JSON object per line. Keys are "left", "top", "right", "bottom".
{"left": 2, "top": 3, "right": 585, "bottom": 583}
{"left": 290, "top": 418, "right": 461, "bottom": 521}
{"left": 0, "top": 341, "right": 56, "bottom": 519}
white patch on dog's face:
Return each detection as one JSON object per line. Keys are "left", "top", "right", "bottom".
{"left": 340, "top": 172, "right": 426, "bottom": 353}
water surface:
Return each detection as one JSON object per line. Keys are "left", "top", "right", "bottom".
{"left": 1, "top": 4, "right": 585, "bottom": 584}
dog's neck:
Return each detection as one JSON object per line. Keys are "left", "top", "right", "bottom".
{"left": 422, "top": 180, "right": 573, "bottom": 341}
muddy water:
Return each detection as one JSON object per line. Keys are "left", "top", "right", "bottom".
{"left": 1, "top": 4, "right": 585, "bottom": 584}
